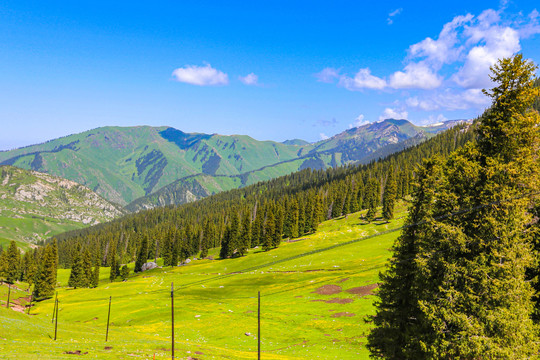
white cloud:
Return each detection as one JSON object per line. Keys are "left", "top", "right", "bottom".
{"left": 379, "top": 108, "right": 408, "bottom": 121}
{"left": 349, "top": 114, "right": 371, "bottom": 128}
{"left": 409, "top": 14, "right": 473, "bottom": 67}
{"left": 407, "top": 88, "right": 490, "bottom": 111}
{"left": 389, "top": 62, "right": 442, "bottom": 89}
{"left": 315, "top": 68, "right": 340, "bottom": 83}
{"left": 319, "top": 133, "right": 330, "bottom": 140}
{"left": 519, "top": 9, "right": 540, "bottom": 38}
{"left": 387, "top": 8, "right": 402, "bottom": 25}
{"left": 239, "top": 73, "right": 259, "bottom": 85}
{"left": 453, "top": 9, "right": 521, "bottom": 88}
{"left": 406, "top": 96, "right": 440, "bottom": 111}
{"left": 318, "top": 7, "right": 540, "bottom": 115}
{"left": 172, "top": 63, "right": 229, "bottom": 86}
{"left": 339, "top": 68, "right": 387, "bottom": 90}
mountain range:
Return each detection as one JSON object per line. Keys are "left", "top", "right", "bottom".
{"left": 0, "top": 119, "right": 466, "bottom": 211}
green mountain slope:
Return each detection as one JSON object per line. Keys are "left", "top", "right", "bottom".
{"left": 0, "top": 120, "right": 464, "bottom": 209}
{"left": 0, "top": 166, "right": 125, "bottom": 247}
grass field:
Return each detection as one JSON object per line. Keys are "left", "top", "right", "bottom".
{"left": 0, "top": 204, "right": 408, "bottom": 359}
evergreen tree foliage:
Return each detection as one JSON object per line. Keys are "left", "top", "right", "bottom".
{"left": 134, "top": 234, "right": 149, "bottom": 272}
{"left": 263, "top": 210, "right": 275, "bottom": 251}
{"left": 91, "top": 255, "right": 100, "bottom": 288}
{"left": 82, "top": 249, "right": 93, "bottom": 287}
{"left": 365, "top": 177, "right": 381, "bottom": 222}
{"left": 109, "top": 245, "right": 119, "bottom": 282}
{"left": 368, "top": 55, "right": 540, "bottom": 359}
{"left": 34, "top": 244, "right": 56, "bottom": 299}
{"left": 120, "top": 264, "right": 130, "bottom": 281}
{"left": 382, "top": 166, "right": 397, "bottom": 221}
{"left": 238, "top": 211, "right": 252, "bottom": 256}
{"left": 0, "top": 248, "right": 7, "bottom": 281}
{"left": 68, "top": 247, "right": 85, "bottom": 288}
{"left": 5, "top": 240, "right": 20, "bottom": 284}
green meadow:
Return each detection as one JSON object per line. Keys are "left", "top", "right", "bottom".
{"left": 0, "top": 205, "right": 408, "bottom": 359}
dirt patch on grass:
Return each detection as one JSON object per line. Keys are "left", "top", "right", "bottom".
{"left": 346, "top": 284, "right": 378, "bottom": 297}
{"left": 63, "top": 350, "right": 88, "bottom": 355}
{"left": 331, "top": 312, "right": 355, "bottom": 318}
{"left": 325, "top": 298, "right": 354, "bottom": 304}
{"left": 287, "top": 238, "right": 306, "bottom": 243}
{"left": 338, "top": 278, "right": 349, "bottom": 283}
{"left": 314, "top": 285, "right": 342, "bottom": 295}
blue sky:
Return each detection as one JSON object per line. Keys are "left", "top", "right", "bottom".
{"left": 0, "top": 0, "right": 539, "bottom": 150}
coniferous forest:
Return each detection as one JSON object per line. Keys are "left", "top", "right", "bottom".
{"left": 42, "top": 118, "right": 475, "bottom": 274}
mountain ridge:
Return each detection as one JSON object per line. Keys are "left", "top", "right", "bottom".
{"left": 0, "top": 119, "right": 466, "bottom": 209}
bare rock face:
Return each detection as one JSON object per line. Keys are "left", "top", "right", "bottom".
{"left": 141, "top": 262, "right": 158, "bottom": 271}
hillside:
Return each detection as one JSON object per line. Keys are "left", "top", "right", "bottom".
{"left": 0, "top": 166, "right": 125, "bottom": 249}
{"left": 1, "top": 205, "right": 405, "bottom": 359}
{"left": 0, "top": 120, "right": 462, "bottom": 209}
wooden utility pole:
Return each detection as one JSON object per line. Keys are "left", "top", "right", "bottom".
{"left": 258, "top": 291, "right": 261, "bottom": 360}
{"left": 106, "top": 296, "right": 112, "bottom": 342}
{"left": 27, "top": 292, "right": 33, "bottom": 315}
{"left": 171, "top": 282, "right": 175, "bottom": 360}
{"left": 52, "top": 292, "right": 58, "bottom": 323}
{"left": 6, "top": 284, "right": 10, "bottom": 309}
{"left": 54, "top": 298, "right": 59, "bottom": 341}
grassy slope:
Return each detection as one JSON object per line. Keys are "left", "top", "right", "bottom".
{"left": 0, "top": 204, "right": 408, "bottom": 359}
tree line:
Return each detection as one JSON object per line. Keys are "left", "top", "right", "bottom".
{"left": 0, "top": 240, "right": 57, "bottom": 300}
{"left": 45, "top": 117, "right": 474, "bottom": 281}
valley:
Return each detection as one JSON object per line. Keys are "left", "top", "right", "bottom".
{"left": 0, "top": 205, "right": 405, "bottom": 359}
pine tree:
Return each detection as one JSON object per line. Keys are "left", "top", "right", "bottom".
{"left": 219, "top": 226, "right": 231, "bottom": 259}
{"left": 0, "top": 248, "right": 7, "bottom": 281}
{"left": 289, "top": 199, "right": 300, "bottom": 238}
{"left": 162, "top": 230, "right": 172, "bottom": 266}
{"left": 238, "top": 211, "right": 252, "bottom": 256}
{"left": 34, "top": 244, "right": 56, "bottom": 299}
{"left": 5, "top": 241, "right": 20, "bottom": 284}
{"left": 273, "top": 203, "right": 283, "bottom": 248}
{"left": 91, "top": 255, "right": 100, "bottom": 288}
{"left": 251, "top": 204, "right": 264, "bottom": 247}
{"left": 369, "top": 55, "right": 540, "bottom": 359}
{"left": 134, "top": 234, "right": 149, "bottom": 272}
{"left": 82, "top": 249, "right": 93, "bottom": 287}
{"left": 365, "top": 177, "right": 380, "bottom": 222}
{"left": 68, "top": 247, "right": 85, "bottom": 288}
{"left": 109, "top": 245, "right": 119, "bottom": 282}
{"left": 263, "top": 210, "right": 275, "bottom": 251}
{"left": 120, "top": 265, "right": 130, "bottom": 281}
{"left": 382, "top": 166, "right": 397, "bottom": 221}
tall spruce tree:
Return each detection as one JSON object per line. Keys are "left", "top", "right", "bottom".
{"left": 368, "top": 55, "right": 540, "bottom": 359}
{"left": 68, "top": 247, "right": 85, "bottom": 288}
{"left": 5, "top": 241, "right": 20, "bottom": 284}
{"left": 91, "top": 255, "right": 100, "bottom": 288}
{"left": 82, "top": 249, "right": 93, "bottom": 287}
{"left": 365, "top": 177, "right": 381, "bottom": 222}
{"left": 134, "top": 234, "right": 149, "bottom": 272}
{"left": 34, "top": 244, "right": 56, "bottom": 299}
{"left": 263, "top": 210, "right": 275, "bottom": 251}
{"left": 382, "top": 166, "right": 397, "bottom": 221}
{"left": 238, "top": 211, "right": 252, "bottom": 256}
